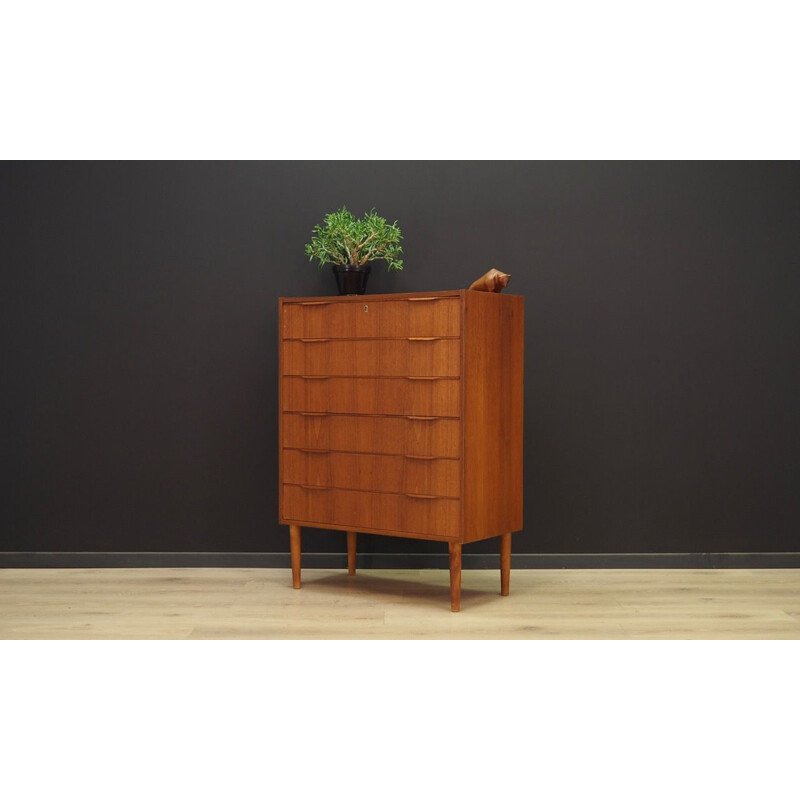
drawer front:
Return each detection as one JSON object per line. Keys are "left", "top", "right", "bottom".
{"left": 282, "top": 297, "right": 461, "bottom": 339}
{"left": 282, "top": 484, "right": 460, "bottom": 538}
{"left": 282, "top": 337, "right": 460, "bottom": 377}
{"left": 283, "top": 449, "right": 460, "bottom": 497}
{"left": 282, "top": 413, "right": 461, "bottom": 458}
{"left": 282, "top": 376, "right": 460, "bottom": 417}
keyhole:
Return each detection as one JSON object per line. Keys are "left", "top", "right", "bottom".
{"left": 364, "top": 304, "right": 368, "bottom": 312}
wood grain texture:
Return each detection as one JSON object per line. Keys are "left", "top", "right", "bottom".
{"left": 282, "top": 294, "right": 461, "bottom": 339}
{"left": 500, "top": 533, "right": 511, "bottom": 596}
{"left": 282, "top": 485, "right": 460, "bottom": 538}
{"left": 449, "top": 542, "right": 462, "bottom": 612}
{"left": 290, "top": 525, "right": 301, "bottom": 589}
{"left": 278, "top": 300, "right": 285, "bottom": 524}
{"left": 282, "top": 338, "right": 461, "bottom": 377}
{"left": 2, "top": 568, "right": 798, "bottom": 639}
{"left": 278, "top": 290, "right": 523, "bottom": 609}
{"left": 468, "top": 268, "right": 511, "bottom": 293}
{"left": 282, "top": 376, "right": 460, "bottom": 417}
{"left": 347, "top": 531, "right": 357, "bottom": 575}
{"left": 283, "top": 449, "right": 460, "bottom": 497}
{"left": 282, "top": 413, "right": 461, "bottom": 458}
{"left": 462, "top": 291, "right": 524, "bottom": 543}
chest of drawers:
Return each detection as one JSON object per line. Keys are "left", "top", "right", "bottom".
{"left": 278, "top": 290, "right": 524, "bottom": 611}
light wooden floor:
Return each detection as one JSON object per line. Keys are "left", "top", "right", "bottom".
{"left": 1, "top": 567, "right": 799, "bottom": 639}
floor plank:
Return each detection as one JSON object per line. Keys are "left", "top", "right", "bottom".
{"left": 1, "top": 567, "right": 798, "bottom": 639}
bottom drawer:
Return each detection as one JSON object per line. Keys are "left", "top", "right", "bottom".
{"left": 282, "top": 485, "right": 460, "bottom": 539}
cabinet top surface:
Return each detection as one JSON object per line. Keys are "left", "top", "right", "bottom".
{"left": 279, "top": 289, "right": 522, "bottom": 304}
{"left": 280, "top": 290, "right": 462, "bottom": 303}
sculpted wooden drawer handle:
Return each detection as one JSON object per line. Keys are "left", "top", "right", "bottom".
{"left": 300, "top": 484, "right": 330, "bottom": 491}
{"left": 299, "top": 375, "right": 330, "bottom": 379}
{"left": 298, "top": 412, "right": 329, "bottom": 416}
{"left": 404, "top": 493, "right": 439, "bottom": 499}
{"left": 298, "top": 338, "right": 331, "bottom": 343}
{"left": 405, "top": 415, "right": 437, "bottom": 421}
{"left": 297, "top": 448, "right": 330, "bottom": 454}
{"left": 406, "top": 337, "right": 439, "bottom": 341}
{"left": 404, "top": 454, "right": 438, "bottom": 460}
{"left": 297, "top": 301, "right": 332, "bottom": 306}
{"left": 406, "top": 376, "right": 441, "bottom": 381}
{"left": 406, "top": 297, "right": 441, "bottom": 302}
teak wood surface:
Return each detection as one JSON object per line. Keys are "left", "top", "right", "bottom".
{"left": 282, "top": 337, "right": 461, "bottom": 377}
{"left": 279, "top": 290, "right": 524, "bottom": 611}
{"left": 283, "top": 449, "right": 461, "bottom": 497}
{"left": 282, "top": 413, "right": 461, "bottom": 458}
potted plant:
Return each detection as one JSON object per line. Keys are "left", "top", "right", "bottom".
{"left": 304, "top": 207, "right": 404, "bottom": 295}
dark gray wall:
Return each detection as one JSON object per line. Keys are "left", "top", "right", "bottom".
{"left": 2, "top": 161, "right": 799, "bottom": 556}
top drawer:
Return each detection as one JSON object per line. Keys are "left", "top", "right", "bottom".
{"left": 282, "top": 296, "right": 461, "bottom": 339}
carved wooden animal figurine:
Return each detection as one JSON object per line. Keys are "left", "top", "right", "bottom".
{"left": 468, "top": 268, "right": 511, "bottom": 293}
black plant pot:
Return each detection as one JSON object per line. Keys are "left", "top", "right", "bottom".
{"left": 332, "top": 264, "right": 371, "bottom": 295}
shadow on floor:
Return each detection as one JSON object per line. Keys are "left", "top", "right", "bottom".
{"left": 299, "top": 569, "right": 501, "bottom": 610}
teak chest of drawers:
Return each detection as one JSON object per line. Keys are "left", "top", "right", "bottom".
{"left": 278, "top": 289, "right": 524, "bottom": 611}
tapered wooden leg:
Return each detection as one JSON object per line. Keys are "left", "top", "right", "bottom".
{"left": 290, "top": 525, "right": 302, "bottom": 589}
{"left": 347, "top": 530, "right": 357, "bottom": 575}
{"left": 500, "top": 532, "right": 511, "bottom": 596}
{"left": 449, "top": 542, "right": 462, "bottom": 612}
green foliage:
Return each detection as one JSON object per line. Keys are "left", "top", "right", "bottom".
{"left": 304, "top": 207, "right": 404, "bottom": 271}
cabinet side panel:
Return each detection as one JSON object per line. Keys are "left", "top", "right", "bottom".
{"left": 463, "top": 292, "right": 524, "bottom": 543}
{"left": 278, "top": 298, "right": 285, "bottom": 523}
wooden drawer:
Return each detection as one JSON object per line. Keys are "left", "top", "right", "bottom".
{"left": 282, "top": 413, "right": 461, "bottom": 458}
{"left": 282, "top": 296, "right": 461, "bottom": 339}
{"left": 283, "top": 449, "right": 460, "bottom": 497}
{"left": 282, "top": 484, "right": 461, "bottom": 538}
{"left": 282, "top": 376, "right": 460, "bottom": 417}
{"left": 282, "top": 337, "right": 460, "bottom": 377}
